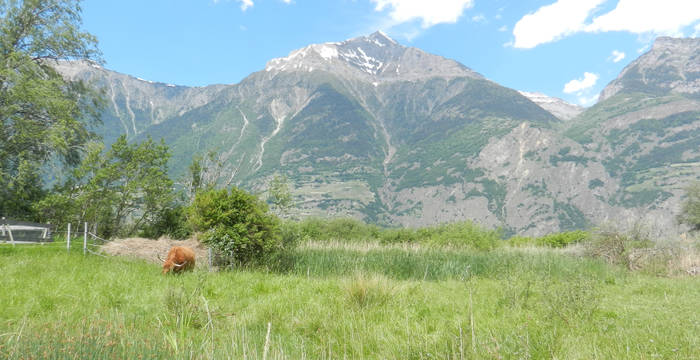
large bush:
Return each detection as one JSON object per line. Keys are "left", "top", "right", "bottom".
{"left": 188, "top": 188, "right": 281, "bottom": 266}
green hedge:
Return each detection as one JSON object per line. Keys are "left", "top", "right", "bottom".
{"left": 508, "top": 230, "right": 590, "bottom": 248}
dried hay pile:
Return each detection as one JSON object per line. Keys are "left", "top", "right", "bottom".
{"left": 102, "top": 237, "right": 209, "bottom": 268}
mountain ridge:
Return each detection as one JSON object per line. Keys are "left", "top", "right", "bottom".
{"left": 264, "top": 31, "right": 483, "bottom": 82}
{"left": 54, "top": 34, "right": 700, "bottom": 235}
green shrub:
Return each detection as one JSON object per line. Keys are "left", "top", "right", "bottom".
{"left": 297, "top": 217, "right": 381, "bottom": 241}
{"left": 378, "top": 221, "right": 501, "bottom": 250}
{"left": 537, "top": 230, "right": 590, "bottom": 247}
{"left": 188, "top": 188, "right": 281, "bottom": 266}
{"left": 278, "top": 220, "right": 310, "bottom": 249}
{"left": 508, "top": 231, "right": 590, "bottom": 248}
{"left": 507, "top": 235, "right": 537, "bottom": 247}
{"left": 422, "top": 221, "right": 501, "bottom": 250}
{"left": 379, "top": 228, "right": 421, "bottom": 244}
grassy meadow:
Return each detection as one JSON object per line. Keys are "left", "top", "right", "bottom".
{"left": 1, "top": 235, "right": 699, "bottom": 359}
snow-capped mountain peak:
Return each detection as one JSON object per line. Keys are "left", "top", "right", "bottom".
{"left": 264, "top": 31, "right": 482, "bottom": 81}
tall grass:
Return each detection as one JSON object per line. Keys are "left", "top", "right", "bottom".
{"left": 1, "top": 240, "right": 699, "bottom": 359}
{"left": 273, "top": 242, "right": 616, "bottom": 281}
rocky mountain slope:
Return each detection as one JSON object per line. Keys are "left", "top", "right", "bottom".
{"left": 53, "top": 60, "right": 227, "bottom": 143}
{"left": 519, "top": 91, "right": 583, "bottom": 121}
{"left": 563, "top": 37, "right": 700, "bottom": 234}
{"left": 56, "top": 34, "right": 700, "bottom": 235}
{"left": 599, "top": 37, "right": 700, "bottom": 101}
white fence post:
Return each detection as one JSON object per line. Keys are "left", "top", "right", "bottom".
{"left": 83, "top": 222, "right": 87, "bottom": 255}
{"left": 67, "top": 223, "right": 71, "bottom": 252}
{"left": 7, "top": 225, "right": 14, "bottom": 246}
{"left": 41, "top": 222, "right": 49, "bottom": 244}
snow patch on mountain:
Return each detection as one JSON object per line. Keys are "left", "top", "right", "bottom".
{"left": 519, "top": 91, "right": 584, "bottom": 121}
{"left": 339, "top": 47, "right": 383, "bottom": 75}
{"left": 266, "top": 43, "right": 340, "bottom": 72}
{"left": 317, "top": 45, "right": 339, "bottom": 60}
{"left": 264, "top": 31, "right": 482, "bottom": 82}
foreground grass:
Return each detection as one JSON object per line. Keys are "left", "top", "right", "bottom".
{"left": 1, "top": 242, "right": 698, "bottom": 359}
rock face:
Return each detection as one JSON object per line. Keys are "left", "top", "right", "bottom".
{"left": 56, "top": 34, "right": 700, "bottom": 236}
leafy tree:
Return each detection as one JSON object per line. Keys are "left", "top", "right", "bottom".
{"left": 268, "top": 174, "right": 293, "bottom": 216}
{"left": 0, "top": 0, "right": 102, "bottom": 219}
{"left": 182, "top": 151, "right": 231, "bottom": 202}
{"left": 188, "top": 187, "right": 281, "bottom": 266}
{"left": 679, "top": 181, "right": 700, "bottom": 231}
{"left": 35, "top": 135, "right": 175, "bottom": 237}
{"left": 141, "top": 204, "right": 191, "bottom": 240}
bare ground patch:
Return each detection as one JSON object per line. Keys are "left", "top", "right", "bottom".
{"left": 102, "top": 237, "right": 209, "bottom": 269}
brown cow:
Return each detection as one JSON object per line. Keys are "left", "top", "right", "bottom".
{"left": 158, "top": 246, "right": 196, "bottom": 274}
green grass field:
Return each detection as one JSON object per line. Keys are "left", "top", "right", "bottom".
{"left": 1, "top": 241, "right": 698, "bottom": 359}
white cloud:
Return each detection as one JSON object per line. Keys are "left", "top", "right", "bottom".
{"left": 512, "top": 0, "right": 606, "bottom": 49}
{"left": 586, "top": 0, "right": 700, "bottom": 35}
{"left": 371, "top": 0, "right": 475, "bottom": 28}
{"left": 610, "top": 50, "right": 625, "bottom": 63}
{"left": 577, "top": 94, "right": 599, "bottom": 106}
{"left": 498, "top": 25, "right": 508, "bottom": 32}
{"left": 471, "top": 14, "right": 486, "bottom": 23}
{"left": 239, "top": 0, "right": 253, "bottom": 11}
{"left": 563, "top": 72, "right": 599, "bottom": 94}
{"left": 212, "top": 0, "right": 252, "bottom": 11}
{"left": 513, "top": 0, "right": 700, "bottom": 49}
{"left": 281, "top": 0, "right": 292, "bottom": 4}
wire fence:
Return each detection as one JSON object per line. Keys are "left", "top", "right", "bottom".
{"left": 84, "top": 231, "right": 109, "bottom": 257}
{"left": 3, "top": 220, "right": 217, "bottom": 270}
{"left": 56, "top": 223, "right": 110, "bottom": 257}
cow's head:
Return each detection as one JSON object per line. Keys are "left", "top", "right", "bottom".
{"left": 161, "top": 259, "right": 188, "bottom": 274}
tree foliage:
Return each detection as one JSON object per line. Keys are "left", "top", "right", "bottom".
{"left": 182, "top": 151, "right": 233, "bottom": 202}
{"left": 679, "top": 181, "right": 700, "bottom": 231}
{"left": 0, "top": 0, "right": 102, "bottom": 219}
{"left": 188, "top": 187, "right": 281, "bottom": 266}
{"left": 35, "top": 135, "right": 174, "bottom": 237}
{"left": 268, "top": 174, "right": 293, "bottom": 216}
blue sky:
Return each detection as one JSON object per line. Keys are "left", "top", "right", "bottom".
{"left": 81, "top": 0, "right": 700, "bottom": 106}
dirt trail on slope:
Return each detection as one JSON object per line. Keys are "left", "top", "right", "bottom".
{"left": 102, "top": 237, "right": 209, "bottom": 268}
